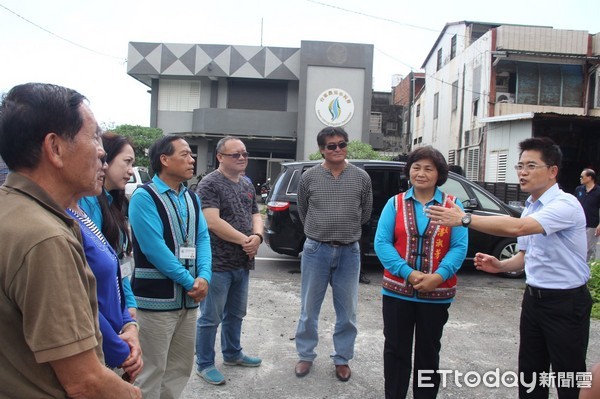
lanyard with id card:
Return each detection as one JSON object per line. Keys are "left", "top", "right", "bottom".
{"left": 179, "top": 246, "right": 196, "bottom": 260}
{"left": 167, "top": 192, "right": 196, "bottom": 261}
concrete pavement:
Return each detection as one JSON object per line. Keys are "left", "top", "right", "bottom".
{"left": 180, "top": 266, "right": 600, "bottom": 398}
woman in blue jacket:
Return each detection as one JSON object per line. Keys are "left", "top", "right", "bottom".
{"left": 80, "top": 133, "right": 137, "bottom": 318}
{"left": 375, "top": 146, "right": 468, "bottom": 399}
{"left": 68, "top": 133, "right": 143, "bottom": 380}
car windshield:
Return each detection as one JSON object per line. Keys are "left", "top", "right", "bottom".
{"left": 139, "top": 169, "right": 151, "bottom": 183}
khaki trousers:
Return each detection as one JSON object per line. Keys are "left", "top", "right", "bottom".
{"left": 135, "top": 308, "right": 197, "bottom": 399}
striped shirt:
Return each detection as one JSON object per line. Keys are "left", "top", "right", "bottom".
{"left": 298, "top": 162, "right": 372, "bottom": 244}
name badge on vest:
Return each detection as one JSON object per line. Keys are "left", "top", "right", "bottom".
{"left": 179, "top": 246, "right": 196, "bottom": 260}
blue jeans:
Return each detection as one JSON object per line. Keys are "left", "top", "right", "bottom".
{"left": 295, "top": 238, "right": 361, "bottom": 365}
{"left": 196, "top": 269, "right": 249, "bottom": 371}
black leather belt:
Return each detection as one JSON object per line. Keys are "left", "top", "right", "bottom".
{"left": 322, "top": 241, "right": 350, "bottom": 247}
{"left": 526, "top": 284, "right": 587, "bottom": 299}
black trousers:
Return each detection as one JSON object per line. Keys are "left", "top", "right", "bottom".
{"left": 383, "top": 295, "right": 450, "bottom": 399}
{"left": 519, "top": 285, "right": 592, "bottom": 399}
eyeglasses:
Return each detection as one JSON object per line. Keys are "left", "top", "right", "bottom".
{"left": 513, "top": 164, "right": 550, "bottom": 172}
{"left": 219, "top": 152, "right": 250, "bottom": 159}
{"left": 325, "top": 142, "right": 348, "bottom": 151}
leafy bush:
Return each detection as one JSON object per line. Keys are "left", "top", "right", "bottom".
{"left": 111, "top": 125, "right": 164, "bottom": 170}
{"left": 590, "top": 259, "right": 600, "bottom": 319}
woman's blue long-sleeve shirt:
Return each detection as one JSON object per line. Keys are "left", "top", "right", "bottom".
{"left": 374, "top": 187, "right": 468, "bottom": 303}
{"left": 79, "top": 192, "right": 137, "bottom": 309}
{"left": 67, "top": 209, "right": 134, "bottom": 368}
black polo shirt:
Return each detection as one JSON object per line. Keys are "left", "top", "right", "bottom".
{"left": 575, "top": 184, "right": 600, "bottom": 227}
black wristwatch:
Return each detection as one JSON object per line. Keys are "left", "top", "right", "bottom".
{"left": 461, "top": 213, "right": 472, "bottom": 227}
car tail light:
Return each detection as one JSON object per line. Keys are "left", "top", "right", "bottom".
{"left": 267, "top": 201, "right": 290, "bottom": 212}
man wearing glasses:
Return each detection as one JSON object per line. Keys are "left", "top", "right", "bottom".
{"left": 129, "top": 135, "right": 212, "bottom": 399}
{"left": 427, "top": 137, "right": 591, "bottom": 399}
{"left": 575, "top": 168, "right": 600, "bottom": 262}
{"left": 195, "top": 136, "right": 263, "bottom": 385}
{"left": 294, "top": 127, "right": 373, "bottom": 382}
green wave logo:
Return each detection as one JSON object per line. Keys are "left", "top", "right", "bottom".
{"left": 328, "top": 97, "right": 341, "bottom": 121}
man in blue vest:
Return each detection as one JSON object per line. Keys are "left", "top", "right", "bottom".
{"left": 129, "top": 135, "right": 212, "bottom": 399}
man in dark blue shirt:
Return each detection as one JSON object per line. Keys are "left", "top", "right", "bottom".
{"left": 575, "top": 168, "right": 600, "bottom": 262}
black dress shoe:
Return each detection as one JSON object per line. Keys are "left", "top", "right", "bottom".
{"left": 295, "top": 361, "right": 312, "bottom": 377}
{"left": 359, "top": 273, "right": 370, "bottom": 284}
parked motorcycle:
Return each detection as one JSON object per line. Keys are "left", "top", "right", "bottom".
{"left": 258, "top": 179, "right": 271, "bottom": 203}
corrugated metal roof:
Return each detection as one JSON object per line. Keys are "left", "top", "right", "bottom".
{"left": 478, "top": 112, "right": 534, "bottom": 123}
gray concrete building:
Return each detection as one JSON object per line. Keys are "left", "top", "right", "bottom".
{"left": 127, "top": 40, "right": 373, "bottom": 185}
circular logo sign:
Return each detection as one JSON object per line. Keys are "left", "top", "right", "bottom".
{"left": 315, "top": 88, "right": 354, "bottom": 127}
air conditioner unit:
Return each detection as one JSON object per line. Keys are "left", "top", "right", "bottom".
{"left": 496, "top": 92, "right": 515, "bottom": 103}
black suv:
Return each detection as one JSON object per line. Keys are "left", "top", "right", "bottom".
{"left": 264, "top": 160, "right": 524, "bottom": 278}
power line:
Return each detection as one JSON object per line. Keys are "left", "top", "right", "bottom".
{"left": 0, "top": 2, "right": 126, "bottom": 62}
{"left": 375, "top": 47, "right": 419, "bottom": 72}
{"left": 308, "top": 0, "right": 488, "bottom": 96}
{"left": 306, "top": 0, "right": 440, "bottom": 33}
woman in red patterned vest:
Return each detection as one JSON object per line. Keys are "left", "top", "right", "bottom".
{"left": 374, "top": 146, "right": 468, "bottom": 399}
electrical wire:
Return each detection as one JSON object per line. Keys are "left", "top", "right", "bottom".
{"left": 0, "top": 2, "right": 126, "bottom": 62}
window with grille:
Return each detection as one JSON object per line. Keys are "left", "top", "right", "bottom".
{"left": 485, "top": 151, "right": 508, "bottom": 182}
{"left": 447, "top": 150, "right": 456, "bottom": 165}
{"left": 464, "top": 128, "right": 480, "bottom": 146}
{"left": 451, "top": 35, "right": 457, "bottom": 60}
{"left": 452, "top": 81, "right": 458, "bottom": 111}
{"left": 437, "top": 48, "right": 443, "bottom": 71}
{"left": 473, "top": 66, "right": 481, "bottom": 100}
{"left": 158, "top": 80, "right": 201, "bottom": 112}
{"left": 465, "top": 147, "right": 480, "bottom": 181}
{"left": 370, "top": 112, "right": 382, "bottom": 133}
{"left": 386, "top": 121, "right": 397, "bottom": 134}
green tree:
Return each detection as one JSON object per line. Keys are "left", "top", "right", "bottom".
{"left": 308, "top": 140, "right": 390, "bottom": 160}
{"left": 111, "top": 125, "right": 163, "bottom": 170}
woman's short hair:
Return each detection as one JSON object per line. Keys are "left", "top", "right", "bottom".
{"left": 405, "top": 146, "right": 449, "bottom": 186}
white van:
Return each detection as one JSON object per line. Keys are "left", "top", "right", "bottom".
{"left": 125, "top": 167, "right": 151, "bottom": 199}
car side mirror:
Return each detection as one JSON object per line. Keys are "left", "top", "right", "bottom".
{"left": 462, "top": 198, "right": 478, "bottom": 209}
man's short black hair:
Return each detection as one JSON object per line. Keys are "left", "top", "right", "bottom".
{"left": 405, "top": 145, "right": 449, "bottom": 187}
{"left": 0, "top": 83, "right": 87, "bottom": 170}
{"left": 316, "top": 127, "right": 349, "bottom": 148}
{"left": 518, "top": 137, "right": 562, "bottom": 170}
{"left": 149, "top": 135, "right": 184, "bottom": 174}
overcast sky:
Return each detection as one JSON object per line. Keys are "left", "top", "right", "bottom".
{"left": 1, "top": 0, "right": 598, "bottom": 127}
